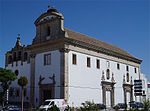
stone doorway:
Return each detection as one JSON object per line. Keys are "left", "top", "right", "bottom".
{"left": 126, "top": 92, "right": 130, "bottom": 104}
{"left": 43, "top": 89, "right": 52, "bottom": 101}
{"left": 38, "top": 74, "right": 56, "bottom": 105}
{"left": 106, "top": 91, "right": 111, "bottom": 107}
{"left": 39, "top": 84, "right": 55, "bottom": 105}
{"left": 101, "top": 81, "right": 115, "bottom": 107}
{"left": 123, "top": 83, "right": 133, "bottom": 105}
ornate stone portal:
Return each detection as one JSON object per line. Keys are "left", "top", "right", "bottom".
{"left": 123, "top": 76, "right": 133, "bottom": 104}
{"left": 101, "top": 72, "right": 116, "bottom": 107}
{"left": 38, "top": 74, "right": 56, "bottom": 105}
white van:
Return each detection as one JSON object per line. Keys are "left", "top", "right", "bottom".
{"left": 39, "top": 99, "right": 68, "bottom": 111}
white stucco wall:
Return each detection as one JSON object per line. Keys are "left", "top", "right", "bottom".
{"left": 68, "top": 50, "right": 140, "bottom": 107}
{"left": 34, "top": 50, "right": 60, "bottom": 106}
{"left": 6, "top": 61, "right": 30, "bottom": 103}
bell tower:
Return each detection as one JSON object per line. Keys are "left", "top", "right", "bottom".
{"left": 32, "top": 6, "right": 65, "bottom": 44}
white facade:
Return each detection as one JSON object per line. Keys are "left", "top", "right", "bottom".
{"left": 34, "top": 50, "right": 61, "bottom": 107}
{"left": 68, "top": 50, "right": 140, "bottom": 107}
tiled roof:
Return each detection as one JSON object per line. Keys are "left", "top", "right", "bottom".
{"left": 64, "top": 28, "right": 142, "bottom": 63}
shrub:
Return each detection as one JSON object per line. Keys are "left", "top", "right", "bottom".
{"left": 143, "top": 99, "right": 150, "bottom": 111}
{"left": 80, "top": 101, "right": 99, "bottom": 111}
{"left": 47, "top": 104, "right": 60, "bottom": 111}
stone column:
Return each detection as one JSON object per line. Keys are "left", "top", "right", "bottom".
{"left": 102, "top": 85, "right": 106, "bottom": 105}
{"left": 124, "top": 88, "right": 127, "bottom": 104}
{"left": 111, "top": 85, "right": 115, "bottom": 107}
{"left": 30, "top": 54, "right": 36, "bottom": 107}
{"left": 59, "top": 48, "right": 70, "bottom": 99}
{"left": 130, "top": 85, "right": 133, "bottom": 102}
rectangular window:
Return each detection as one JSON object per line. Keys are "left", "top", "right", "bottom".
{"left": 44, "top": 54, "right": 51, "bottom": 65}
{"left": 117, "top": 63, "right": 120, "bottom": 70}
{"left": 96, "top": 59, "right": 100, "bottom": 69}
{"left": 72, "top": 54, "right": 77, "bottom": 65}
{"left": 87, "top": 57, "right": 91, "bottom": 67}
{"left": 106, "top": 61, "right": 110, "bottom": 68}
{"left": 126, "top": 66, "right": 129, "bottom": 71}
{"left": 135, "top": 68, "right": 137, "bottom": 73}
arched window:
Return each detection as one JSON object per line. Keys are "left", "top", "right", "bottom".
{"left": 126, "top": 66, "right": 129, "bottom": 71}
{"left": 24, "top": 52, "right": 28, "bottom": 61}
{"left": 8, "top": 55, "right": 12, "bottom": 64}
{"left": 127, "top": 73, "right": 129, "bottom": 82}
{"left": 18, "top": 51, "right": 21, "bottom": 60}
{"left": 106, "top": 69, "right": 110, "bottom": 79}
{"left": 13, "top": 52, "right": 16, "bottom": 61}
{"left": 47, "top": 26, "right": 50, "bottom": 36}
{"left": 15, "top": 70, "right": 19, "bottom": 76}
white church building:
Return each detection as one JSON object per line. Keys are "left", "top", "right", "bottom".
{"left": 5, "top": 7, "right": 143, "bottom": 108}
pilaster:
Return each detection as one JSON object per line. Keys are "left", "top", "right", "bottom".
{"left": 59, "top": 48, "right": 70, "bottom": 99}
{"left": 30, "top": 53, "right": 36, "bottom": 107}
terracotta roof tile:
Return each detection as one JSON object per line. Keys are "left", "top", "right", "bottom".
{"left": 64, "top": 28, "right": 141, "bottom": 63}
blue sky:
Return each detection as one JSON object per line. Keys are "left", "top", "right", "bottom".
{"left": 0, "top": 0, "right": 149, "bottom": 80}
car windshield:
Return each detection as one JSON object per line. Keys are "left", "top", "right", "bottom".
{"left": 8, "top": 105, "right": 18, "bottom": 108}
{"left": 43, "top": 101, "right": 50, "bottom": 105}
{"left": 118, "top": 103, "right": 124, "bottom": 105}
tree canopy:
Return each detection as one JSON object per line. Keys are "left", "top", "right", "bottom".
{"left": 18, "top": 76, "right": 28, "bottom": 87}
{"left": 0, "top": 67, "right": 17, "bottom": 91}
{"left": 0, "top": 67, "right": 17, "bottom": 106}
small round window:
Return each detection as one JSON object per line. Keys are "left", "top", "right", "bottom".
{"left": 15, "top": 70, "right": 19, "bottom": 76}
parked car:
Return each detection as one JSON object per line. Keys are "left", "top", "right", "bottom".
{"left": 129, "top": 101, "right": 137, "bottom": 108}
{"left": 129, "top": 101, "right": 143, "bottom": 109}
{"left": 113, "top": 103, "right": 127, "bottom": 109}
{"left": 136, "top": 102, "right": 143, "bottom": 108}
{"left": 4, "top": 105, "right": 21, "bottom": 111}
{"left": 39, "top": 99, "right": 68, "bottom": 111}
{"left": 96, "top": 103, "right": 106, "bottom": 109}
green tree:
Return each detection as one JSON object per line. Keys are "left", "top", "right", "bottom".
{"left": 18, "top": 76, "right": 28, "bottom": 111}
{"left": 0, "top": 67, "right": 17, "bottom": 107}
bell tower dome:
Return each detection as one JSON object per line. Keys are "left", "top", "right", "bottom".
{"left": 32, "top": 6, "right": 65, "bottom": 44}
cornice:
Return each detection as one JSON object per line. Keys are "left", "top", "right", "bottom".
{"left": 34, "top": 11, "right": 63, "bottom": 26}
{"left": 28, "top": 38, "right": 65, "bottom": 50}
{"left": 5, "top": 36, "right": 142, "bottom": 64}
{"left": 64, "top": 38, "right": 142, "bottom": 64}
